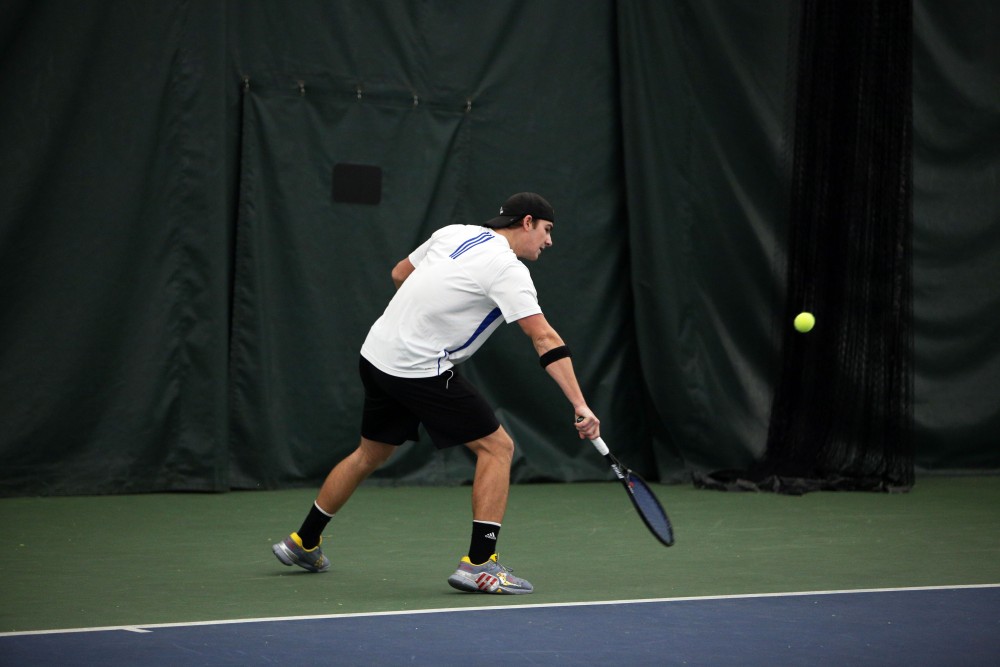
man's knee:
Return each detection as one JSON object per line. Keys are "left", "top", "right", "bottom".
{"left": 468, "top": 428, "right": 514, "bottom": 463}
{"left": 355, "top": 438, "right": 396, "bottom": 470}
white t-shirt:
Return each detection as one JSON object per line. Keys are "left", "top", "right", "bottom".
{"left": 361, "top": 225, "right": 542, "bottom": 377}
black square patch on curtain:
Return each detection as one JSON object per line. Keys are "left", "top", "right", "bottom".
{"left": 332, "top": 163, "right": 382, "bottom": 204}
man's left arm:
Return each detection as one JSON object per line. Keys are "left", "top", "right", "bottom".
{"left": 391, "top": 258, "right": 416, "bottom": 289}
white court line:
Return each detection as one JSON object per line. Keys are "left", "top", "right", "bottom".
{"left": 2, "top": 583, "right": 998, "bottom": 638}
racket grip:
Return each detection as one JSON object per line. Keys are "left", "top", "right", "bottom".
{"left": 590, "top": 437, "right": 610, "bottom": 456}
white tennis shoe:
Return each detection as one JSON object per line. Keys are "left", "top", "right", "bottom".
{"left": 272, "top": 532, "right": 330, "bottom": 573}
{"left": 447, "top": 553, "right": 533, "bottom": 594}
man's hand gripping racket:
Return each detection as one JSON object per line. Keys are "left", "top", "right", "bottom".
{"left": 579, "top": 418, "right": 675, "bottom": 547}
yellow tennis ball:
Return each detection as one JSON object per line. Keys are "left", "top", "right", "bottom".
{"left": 794, "top": 312, "right": 815, "bottom": 333}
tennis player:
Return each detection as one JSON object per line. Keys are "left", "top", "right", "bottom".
{"left": 272, "top": 192, "right": 601, "bottom": 594}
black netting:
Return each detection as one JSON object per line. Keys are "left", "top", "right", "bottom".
{"left": 697, "top": 0, "right": 915, "bottom": 494}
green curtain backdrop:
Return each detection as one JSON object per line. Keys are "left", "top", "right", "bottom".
{"left": 0, "top": 1, "right": 230, "bottom": 494}
{"left": 1, "top": 0, "right": 997, "bottom": 496}
{"left": 911, "top": 0, "right": 1000, "bottom": 468}
{"left": 616, "top": 0, "right": 797, "bottom": 480}
{"left": 228, "top": 85, "right": 476, "bottom": 487}
{"left": 226, "top": 1, "right": 641, "bottom": 488}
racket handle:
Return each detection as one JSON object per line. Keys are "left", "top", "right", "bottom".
{"left": 590, "top": 437, "right": 610, "bottom": 456}
{"left": 576, "top": 416, "right": 610, "bottom": 455}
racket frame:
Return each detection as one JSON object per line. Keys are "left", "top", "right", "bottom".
{"left": 591, "top": 437, "right": 675, "bottom": 547}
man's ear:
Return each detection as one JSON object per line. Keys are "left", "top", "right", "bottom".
{"left": 522, "top": 215, "right": 534, "bottom": 229}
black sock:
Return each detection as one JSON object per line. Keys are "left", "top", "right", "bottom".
{"left": 469, "top": 520, "right": 501, "bottom": 565}
{"left": 297, "top": 502, "right": 333, "bottom": 549}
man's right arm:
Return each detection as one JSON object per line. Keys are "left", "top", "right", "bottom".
{"left": 516, "top": 313, "right": 601, "bottom": 440}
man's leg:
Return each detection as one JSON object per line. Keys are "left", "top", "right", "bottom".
{"left": 465, "top": 426, "right": 514, "bottom": 524}
{"left": 273, "top": 438, "right": 395, "bottom": 572}
{"left": 461, "top": 427, "right": 514, "bottom": 564}
{"left": 316, "top": 437, "right": 396, "bottom": 515}
{"left": 447, "top": 426, "right": 533, "bottom": 594}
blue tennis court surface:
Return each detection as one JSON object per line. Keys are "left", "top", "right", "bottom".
{"left": 3, "top": 586, "right": 997, "bottom": 666}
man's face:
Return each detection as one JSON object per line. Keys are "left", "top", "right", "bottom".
{"left": 518, "top": 217, "right": 554, "bottom": 261}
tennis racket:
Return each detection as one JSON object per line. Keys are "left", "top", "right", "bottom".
{"left": 591, "top": 436, "right": 675, "bottom": 547}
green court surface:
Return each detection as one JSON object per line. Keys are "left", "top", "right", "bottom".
{"left": 2, "top": 476, "right": 998, "bottom": 633}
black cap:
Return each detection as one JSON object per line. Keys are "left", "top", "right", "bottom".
{"left": 482, "top": 192, "right": 555, "bottom": 228}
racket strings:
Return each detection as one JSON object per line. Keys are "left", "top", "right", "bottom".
{"left": 626, "top": 473, "right": 674, "bottom": 545}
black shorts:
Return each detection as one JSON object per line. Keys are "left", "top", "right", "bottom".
{"left": 358, "top": 356, "right": 501, "bottom": 449}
